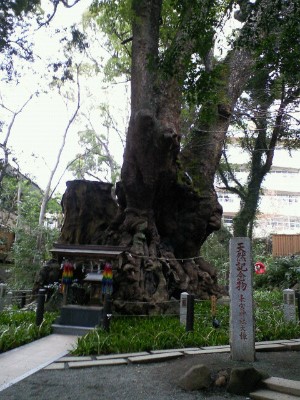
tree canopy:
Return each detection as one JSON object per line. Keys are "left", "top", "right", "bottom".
{"left": 0, "top": 0, "right": 84, "bottom": 80}
{"left": 1, "top": 0, "right": 300, "bottom": 307}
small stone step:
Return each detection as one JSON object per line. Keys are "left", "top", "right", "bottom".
{"left": 52, "top": 324, "right": 94, "bottom": 336}
{"left": 263, "top": 377, "right": 300, "bottom": 397}
{"left": 57, "top": 305, "right": 103, "bottom": 327}
{"left": 250, "top": 389, "right": 300, "bottom": 400}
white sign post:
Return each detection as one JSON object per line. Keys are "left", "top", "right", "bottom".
{"left": 229, "top": 237, "right": 255, "bottom": 362}
{"left": 283, "top": 289, "right": 296, "bottom": 323}
{"left": 0, "top": 283, "right": 7, "bottom": 311}
{"left": 180, "top": 292, "right": 188, "bottom": 325}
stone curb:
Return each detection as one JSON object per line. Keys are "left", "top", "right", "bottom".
{"left": 264, "top": 377, "right": 300, "bottom": 396}
{"left": 128, "top": 351, "right": 183, "bottom": 364}
{"left": 69, "top": 358, "right": 128, "bottom": 368}
{"left": 45, "top": 339, "right": 300, "bottom": 370}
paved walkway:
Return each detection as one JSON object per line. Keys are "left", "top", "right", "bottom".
{"left": 0, "top": 335, "right": 300, "bottom": 393}
{"left": 0, "top": 334, "right": 78, "bottom": 392}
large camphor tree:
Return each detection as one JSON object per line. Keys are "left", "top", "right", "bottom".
{"left": 60, "top": 0, "right": 298, "bottom": 313}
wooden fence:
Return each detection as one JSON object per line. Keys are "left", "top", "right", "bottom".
{"left": 0, "top": 229, "right": 14, "bottom": 261}
{"left": 272, "top": 234, "right": 300, "bottom": 257}
{"left": 0, "top": 285, "right": 33, "bottom": 311}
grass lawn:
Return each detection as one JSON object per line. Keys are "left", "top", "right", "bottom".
{"left": 72, "top": 290, "right": 300, "bottom": 355}
{"left": 1, "top": 290, "right": 299, "bottom": 355}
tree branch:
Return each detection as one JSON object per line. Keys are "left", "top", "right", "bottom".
{"left": 40, "top": 64, "right": 81, "bottom": 224}
{"left": 0, "top": 93, "right": 37, "bottom": 186}
{"left": 38, "top": 0, "right": 81, "bottom": 29}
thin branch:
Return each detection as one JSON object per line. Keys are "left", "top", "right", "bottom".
{"left": 1, "top": 93, "right": 36, "bottom": 147}
{"left": 60, "top": 0, "right": 81, "bottom": 8}
{"left": 38, "top": 0, "right": 81, "bottom": 29}
{"left": 40, "top": 64, "right": 81, "bottom": 223}
{"left": 222, "top": 147, "right": 246, "bottom": 192}
{"left": 217, "top": 168, "right": 246, "bottom": 200}
{"left": 0, "top": 93, "right": 37, "bottom": 186}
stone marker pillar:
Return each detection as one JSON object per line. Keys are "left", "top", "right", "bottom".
{"left": 283, "top": 289, "right": 296, "bottom": 323}
{"left": 229, "top": 237, "right": 255, "bottom": 362}
{"left": 180, "top": 292, "right": 194, "bottom": 331}
{"left": 0, "top": 283, "right": 6, "bottom": 297}
{"left": 0, "top": 283, "right": 7, "bottom": 311}
{"left": 6, "top": 291, "right": 12, "bottom": 308}
{"left": 102, "top": 294, "right": 112, "bottom": 332}
{"left": 36, "top": 289, "right": 46, "bottom": 326}
{"left": 186, "top": 294, "right": 194, "bottom": 332}
{"left": 180, "top": 292, "right": 188, "bottom": 325}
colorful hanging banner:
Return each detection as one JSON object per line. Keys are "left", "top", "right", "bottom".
{"left": 62, "top": 260, "right": 74, "bottom": 285}
{"left": 102, "top": 263, "right": 113, "bottom": 295}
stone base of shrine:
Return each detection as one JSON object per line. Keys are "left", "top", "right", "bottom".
{"left": 52, "top": 305, "right": 103, "bottom": 336}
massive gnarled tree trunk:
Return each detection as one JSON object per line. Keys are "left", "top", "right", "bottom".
{"left": 102, "top": 0, "right": 224, "bottom": 313}
{"left": 58, "top": 1, "right": 255, "bottom": 314}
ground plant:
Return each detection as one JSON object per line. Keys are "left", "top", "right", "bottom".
{"left": 254, "top": 256, "right": 300, "bottom": 290}
{"left": 0, "top": 290, "right": 298, "bottom": 355}
{"left": 0, "top": 310, "right": 58, "bottom": 353}
{"left": 72, "top": 290, "right": 300, "bottom": 356}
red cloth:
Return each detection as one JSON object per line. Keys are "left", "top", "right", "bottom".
{"left": 255, "top": 261, "right": 266, "bottom": 274}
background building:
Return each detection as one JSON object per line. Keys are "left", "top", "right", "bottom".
{"left": 216, "top": 148, "right": 300, "bottom": 238}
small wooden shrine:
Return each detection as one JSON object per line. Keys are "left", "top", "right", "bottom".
{"left": 51, "top": 243, "right": 127, "bottom": 305}
{"left": 50, "top": 243, "right": 127, "bottom": 335}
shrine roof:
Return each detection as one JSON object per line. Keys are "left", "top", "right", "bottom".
{"left": 50, "top": 243, "right": 128, "bottom": 258}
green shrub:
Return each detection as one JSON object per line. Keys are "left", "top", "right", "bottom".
{"left": 72, "top": 290, "right": 300, "bottom": 356}
{"left": 201, "top": 226, "right": 231, "bottom": 286}
{"left": 0, "top": 310, "right": 58, "bottom": 353}
{"left": 254, "top": 256, "right": 300, "bottom": 290}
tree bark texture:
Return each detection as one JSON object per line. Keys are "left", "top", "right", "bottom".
{"left": 58, "top": 2, "right": 254, "bottom": 314}
{"left": 59, "top": 180, "right": 118, "bottom": 244}
{"left": 59, "top": 179, "right": 222, "bottom": 314}
{"left": 108, "top": 0, "right": 223, "bottom": 313}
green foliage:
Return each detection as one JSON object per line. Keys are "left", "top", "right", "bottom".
{"left": 254, "top": 290, "right": 300, "bottom": 341}
{"left": 254, "top": 256, "right": 300, "bottom": 290}
{"left": 0, "top": 0, "right": 41, "bottom": 79}
{"left": 0, "top": 310, "right": 58, "bottom": 353}
{"left": 202, "top": 231, "right": 300, "bottom": 291}
{"left": 1, "top": 292, "right": 298, "bottom": 355}
{"left": 73, "top": 300, "right": 230, "bottom": 355}
{"left": 12, "top": 227, "right": 60, "bottom": 289}
{"left": 252, "top": 237, "right": 272, "bottom": 263}
{"left": 0, "top": 175, "right": 18, "bottom": 213}
{"left": 0, "top": 176, "right": 61, "bottom": 288}
{"left": 185, "top": 67, "right": 225, "bottom": 123}
{"left": 89, "top": 0, "right": 133, "bottom": 81}
{"left": 89, "top": 0, "right": 232, "bottom": 86}
{"left": 243, "top": 0, "right": 300, "bottom": 87}
{"left": 72, "top": 290, "right": 300, "bottom": 355}
{"left": 68, "top": 101, "right": 122, "bottom": 184}
{"left": 201, "top": 225, "right": 231, "bottom": 286}
{"left": 69, "top": 129, "right": 121, "bottom": 184}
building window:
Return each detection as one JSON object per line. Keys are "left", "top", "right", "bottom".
{"left": 218, "top": 193, "right": 234, "bottom": 203}
{"left": 273, "top": 195, "right": 299, "bottom": 204}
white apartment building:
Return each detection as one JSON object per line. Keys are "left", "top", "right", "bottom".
{"left": 216, "top": 148, "right": 300, "bottom": 238}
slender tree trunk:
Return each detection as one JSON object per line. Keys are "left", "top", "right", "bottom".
{"left": 36, "top": 68, "right": 81, "bottom": 254}
{"left": 14, "top": 179, "right": 22, "bottom": 243}
{"left": 232, "top": 84, "right": 299, "bottom": 237}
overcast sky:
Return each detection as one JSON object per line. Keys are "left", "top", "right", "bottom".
{"left": 1, "top": 1, "right": 300, "bottom": 195}
{"left": 1, "top": 0, "right": 127, "bottom": 194}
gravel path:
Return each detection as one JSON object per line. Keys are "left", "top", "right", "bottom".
{"left": 1, "top": 351, "right": 300, "bottom": 400}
